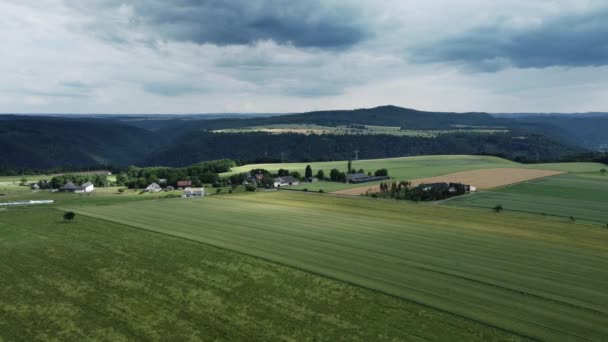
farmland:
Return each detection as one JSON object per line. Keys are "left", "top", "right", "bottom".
{"left": 332, "top": 168, "right": 564, "bottom": 195}
{"left": 213, "top": 124, "right": 508, "bottom": 137}
{"left": 447, "top": 172, "right": 608, "bottom": 225}
{"left": 224, "top": 155, "right": 604, "bottom": 192}
{"left": 0, "top": 207, "right": 524, "bottom": 341}
{"left": 64, "top": 191, "right": 608, "bottom": 341}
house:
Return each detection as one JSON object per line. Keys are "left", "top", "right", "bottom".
{"left": 274, "top": 175, "right": 300, "bottom": 187}
{"left": 158, "top": 178, "right": 167, "bottom": 184}
{"left": 30, "top": 183, "right": 40, "bottom": 190}
{"left": 81, "top": 181, "right": 95, "bottom": 193}
{"left": 145, "top": 182, "right": 162, "bottom": 193}
{"left": 182, "top": 187, "right": 205, "bottom": 198}
{"left": 307, "top": 177, "right": 319, "bottom": 183}
{"left": 59, "top": 181, "right": 85, "bottom": 193}
{"left": 177, "top": 180, "right": 192, "bottom": 188}
{"left": 346, "top": 173, "right": 390, "bottom": 184}
{"left": 255, "top": 174, "right": 264, "bottom": 182}
{"left": 165, "top": 185, "right": 175, "bottom": 191}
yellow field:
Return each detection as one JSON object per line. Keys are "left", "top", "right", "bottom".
{"left": 333, "top": 168, "right": 564, "bottom": 195}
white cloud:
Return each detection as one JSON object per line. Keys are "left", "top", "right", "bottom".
{"left": 0, "top": 0, "right": 606, "bottom": 114}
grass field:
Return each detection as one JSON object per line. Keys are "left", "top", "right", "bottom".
{"left": 0, "top": 208, "right": 525, "bottom": 341}
{"left": 224, "top": 155, "right": 605, "bottom": 192}
{"left": 213, "top": 124, "right": 508, "bottom": 137}
{"left": 64, "top": 191, "right": 608, "bottom": 341}
{"left": 447, "top": 172, "right": 608, "bottom": 225}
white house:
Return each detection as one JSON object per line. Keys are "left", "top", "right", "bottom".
{"left": 145, "top": 182, "right": 162, "bottom": 193}
{"left": 273, "top": 175, "right": 300, "bottom": 187}
{"left": 82, "top": 181, "right": 95, "bottom": 193}
{"left": 183, "top": 187, "right": 205, "bottom": 198}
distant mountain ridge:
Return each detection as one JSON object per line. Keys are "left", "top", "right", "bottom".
{"left": 1, "top": 105, "right": 605, "bottom": 170}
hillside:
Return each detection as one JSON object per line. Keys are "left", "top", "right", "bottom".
{"left": 0, "top": 116, "right": 161, "bottom": 169}
{"left": 142, "top": 131, "right": 581, "bottom": 167}
{"left": 0, "top": 106, "right": 600, "bottom": 170}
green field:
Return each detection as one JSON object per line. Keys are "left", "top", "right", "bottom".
{"left": 214, "top": 124, "right": 508, "bottom": 137}
{"left": 447, "top": 172, "right": 608, "bottom": 225}
{"left": 0, "top": 208, "right": 524, "bottom": 341}
{"left": 63, "top": 191, "right": 608, "bottom": 341}
{"left": 224, "top": 155, "right": 605, "bottom": 192}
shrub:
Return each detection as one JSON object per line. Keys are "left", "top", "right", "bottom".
{"left": 63, "top": 211, "right": 75, "bottom": 222}
{"left": 245, "top": 184, "right": 257, "bottom": 192}
{"left": 493, "top": 204, "right": 503, "bottom": 213}
{"left": 302, "top": 188, "right": 308, "bottom": 192}
{"left": 318, "top": 189, "right": 324, "bottom": 193}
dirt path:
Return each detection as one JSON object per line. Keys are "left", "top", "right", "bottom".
{"left": 332, "top": 168, "right": 564, "bottom": 196}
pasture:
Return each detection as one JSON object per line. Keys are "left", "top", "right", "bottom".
{"left": 447, "top": 172, "right": 608, "bottom": 225}
{"left": 65, "top": 191, "right": 608, "bottom": 341}
{"left": 0, "top": 208, "right": 522, "bottom": 341}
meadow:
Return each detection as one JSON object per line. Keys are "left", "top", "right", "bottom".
{"left": 447, "top": 172, "right": 608, "bottom": 225}
{"left": 64, "top": 191, "right": 608, "bottom": 341}
{"left": 0, "top": 207, "right": 524, "bottom": 341}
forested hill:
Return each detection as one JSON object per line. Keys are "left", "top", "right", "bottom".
{"left": 0, "top": 116, "right": 161, "bottom": 169}
{"left": 154, "top": 105, "right": 505, "bottom": 133}
{"left": 1, "top": 105, "right": 603, "bottom": 170}
{"left": 143, "top": 131, "right": 580, "bottom": 167}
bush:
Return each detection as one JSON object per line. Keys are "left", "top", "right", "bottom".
{"left": 63, "top": 211, "right": 75, "bottom": 221}
{"left": 374, "top": 169, "right": 388, "bottom": 177}
{"left": 228, "top": 189, "right": 233, "bottom": 194}
{"left": 493, "top": 204, "right": 503, "bottom": 212}
{"left": 318, "top": 189, "right": 324, "bottom": 193}
{"left": 118, "top": 188, "right": 125, "bottom": 193}
{"left": 216, "top": 188, "right": 222, "bottom": 194}
{"left": 245, "top": 184, "right": 257, "bottom": 192}
{"left": 302, "top": 188, "right": 308, "bottom": 192}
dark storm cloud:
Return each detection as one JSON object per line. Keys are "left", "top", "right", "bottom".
{"left": 413, "top": 8, "right": 608, "bottom": 71}
{"left": 68, "top": 0, "right": 370, "bottom": 49}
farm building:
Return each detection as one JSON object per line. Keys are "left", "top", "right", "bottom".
{"left": 59, "top": 181, "right": 92, "bottom": 193}
{"left": 346, "top": 173, "right": 390, "bottom": 184}
{"left": 177, "top": 180, "right": 192, "bottom": 188}
{"left": 419, "top": 182, "right": 475, "bottom": 193}
{"left": 274, "top": 176, "right": 300, "bottom": 187}
{"left": 183, "top": 187, "right": 205, "bottom": 198}
{"left": 81, "top": 182, "right": 95, "bottom": 193}
{"left": 307, "top": 177, "right": 319, "bottom": 183}
{"left": 165, "top": 186, "right": 175, "bottom": 191}
{"left": 30, "top": 183, "right": 40, "bottom": 190}
{"left": 145, "top": 182, "right": 162, "bottom": 193}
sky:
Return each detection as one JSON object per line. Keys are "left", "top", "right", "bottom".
{"left": 1, "top": 0, "right": 607, "bottom": 114}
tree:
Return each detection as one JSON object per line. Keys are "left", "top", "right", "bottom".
{"left": 493, "top": 204, "right": 503, "bottom": 213}
{"left": 601, "top": 168, "right": 607, "bottom": 175}
{"left": 347, "top": 159, "right": 352, "bottom": 173}
{"left": 305, "top": 165, "right": 313, "bottom": 179}
{"left": 291, "top": 171, "right": 302, "bottom": 180}
{"left": 63, "top": 211, "right": 76, "bottom": 222}
{"left": 329, "top": 169, "right": 340, "bottom": 181}
{"left": 19, "top": 177, "right": 28, "bottom": 186}
{"left": 375, "top": 169, "right": 388, "bottom": 177}
{"left": 316, "top": 169, "right": 325, "bottom": 180}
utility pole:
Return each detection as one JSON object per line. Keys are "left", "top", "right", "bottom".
{"left": 354, "top": 149, "right": 359, "bottom": 161}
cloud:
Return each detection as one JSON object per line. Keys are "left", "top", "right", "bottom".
{"left": 412, "top": 6, "right": 608, "bottom": 71}
{"left": 66, "top": 0, "right": 370, "bottom": 49}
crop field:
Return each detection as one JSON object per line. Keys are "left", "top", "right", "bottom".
{"left": 333, "top": 168, "right": 564, "bottom": 195}
{"left": 64, "top": 191, "right": 608, "bottom": 341}
{"left": 224, "top": 155, "right": 605, "bottom": 192}
{"left": 213, "top": 124, "right": 508, "bottom": 137}
{"left": 447, "top": 172, "right": 608, "bottom": 225}
{"left": 0, "top": 208, "right": 524, "bottom": 341}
